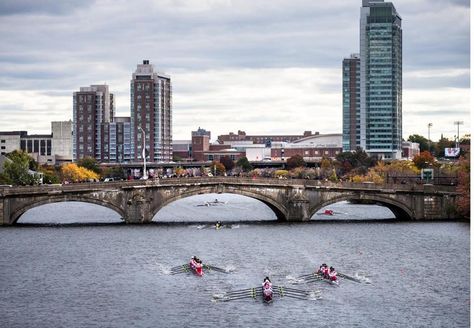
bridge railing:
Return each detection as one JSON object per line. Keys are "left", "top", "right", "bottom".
{"left": 0, "top": 176, "right": 459, "bottom": 195}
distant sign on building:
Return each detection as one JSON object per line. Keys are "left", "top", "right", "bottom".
{"left": 444, "top": 148, "right": 460, "bottom": 157}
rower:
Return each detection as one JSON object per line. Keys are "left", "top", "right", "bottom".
{"left": 317, "top": 263, "right": 328, "bottom": 277}
{"left": 328, "top": 266, "right": 338, "bottom": 282}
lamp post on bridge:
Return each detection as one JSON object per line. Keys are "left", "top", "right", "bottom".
{"left": 427, "top": 123, "right": 433, "bottom": 154}
{"left": 454, "top": 121, "right": 463, "bottom": 149}
{"left": 139, "top": 126, "right": 147, "bottom": 179}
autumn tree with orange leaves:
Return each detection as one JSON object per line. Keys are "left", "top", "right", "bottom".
{"left": 61, "top": 163, "right": 99, "bottom": 183}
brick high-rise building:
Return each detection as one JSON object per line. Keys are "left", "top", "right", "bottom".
{"left": 130, "top": 60, "right": 172, "bottom": 162}
{"left": 73, "top": 84, "right": 114, "bottom": 162}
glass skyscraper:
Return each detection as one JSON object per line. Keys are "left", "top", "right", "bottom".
{"left": 343, "top": 0, "right": 402, "bottom": 159}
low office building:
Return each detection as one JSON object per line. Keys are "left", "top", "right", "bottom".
{"left": 218, "top": 130, "right": 317, "bottom": 145}
{"left": 0, "top": 121, "right": 73, "bottom": 165}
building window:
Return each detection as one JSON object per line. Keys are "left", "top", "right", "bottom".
{"left": 47, "top": 140, "right": 51, "bottom": 156}
{"left": 34, "top": 140, "right": 39, "bottom": 153}
{"left": 0, "top": 140, "right": 5, "bottom": 143}
{"left": 0, "top": 146, "right": 5, "bottom": 150}
{"left": 40, "top": 140, "right": 46, "bottom": 155}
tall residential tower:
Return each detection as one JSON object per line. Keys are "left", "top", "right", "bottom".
{"left": 343, "top": 0, "right": 402, "bottom": 159}
{"left": 130, "top": 60, "right": 172, "bottom": 162}
{"left": 342, "top": 54, "right": 360, "bottom": 152}
{"left": 73, "top": 84, "right": 114, "bottom": 161}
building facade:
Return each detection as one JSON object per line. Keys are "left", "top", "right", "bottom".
{"left": 102, "top": 117, "right": 131, "bottom": 163}
{"left": 73, "top": 84, "right": 114, "bottom": 162}
{"left": 0, "top": 121, "right": 73, "bottom": 165}
{"left": 359, "top": 0, "right": 402, "bottom": 159}
{"left": 218, "top": 130, "right": 316, "bottom": 145}
{"left": 130, "top": 60, "right": 172, "bottom": 163}
{"left": 342, "top": 54, "right": 360, "bottom": 152}
{"left": 52, "top": 121, "right": 73, "bottom": 164}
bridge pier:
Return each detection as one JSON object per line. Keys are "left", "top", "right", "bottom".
{"left": 124, "top": 189, "right": 154, "bottom": 224}
{"left": 285, "top": 188, "right": 310, "bottom": 221}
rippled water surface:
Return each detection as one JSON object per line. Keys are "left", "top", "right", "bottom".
{"left": 1, "top": 195, "right": 469, "bottom": 327}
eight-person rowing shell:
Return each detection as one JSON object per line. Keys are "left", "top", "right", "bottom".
{"left": 213, "top": 277, "right": 312, "bottom": 303}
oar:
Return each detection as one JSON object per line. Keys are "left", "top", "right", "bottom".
{"left": 221, "top": 295, "right": 257, "bottom": 302}
{"left": 204, "top": 264, "right": 228, "bottom": 273}
{"left": 224, "top": 291, "right": 254, "bottom": 297}
{"left": 170, "top": 264, "right": 188, "bottom": 271}
{"left": 274, "top": 286, "right": 309, "bottom": 293}
{"left": 224, "top": 287, "right": 259, "bottom": 296}
{"left": 296, "top": 272, "right": 318, "bottom": 279}
{"left": 279, "top": 294, "right": 309, "bottom": 300}
{"left": 223, "top": 288, "right": 253, "bottom": 295}
{"left": 338, "top": 272, "right": 361, "bottom": 283}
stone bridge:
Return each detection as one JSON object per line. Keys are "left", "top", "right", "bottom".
{"left": 0, "top": 178, "right": 461, "bottom": 225}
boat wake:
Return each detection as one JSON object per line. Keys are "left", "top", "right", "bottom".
{"left": 285, "top": 274, "right": 305, "bottom": 284}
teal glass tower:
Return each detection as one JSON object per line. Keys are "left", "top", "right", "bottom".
{"left": 361, "top": 0, "right": 402, "bottom": 159}
{"left": 345, "top": 0, "right": 402, "bottom": 159}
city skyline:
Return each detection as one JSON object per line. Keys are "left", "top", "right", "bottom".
{"left": 0, "top": 0, "right": 470, "bottom": 142}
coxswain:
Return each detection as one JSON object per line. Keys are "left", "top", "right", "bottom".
{"left": 215, "top": 221, "right": 222, "bottom": 229}
{"left": 328, "top": 266, "right": 338, "bottom": 282}
{"left": 262, "top": 277, "right": 272, "bottom": 290}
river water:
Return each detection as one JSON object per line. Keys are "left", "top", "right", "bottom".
{"left": 0, "top": 194, "right": 470, "bottom": 327}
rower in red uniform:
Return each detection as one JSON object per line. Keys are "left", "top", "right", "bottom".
{"left": 317, "top": 263, "right": 329, "bottom": 278}
{"left": 190, "top": 256, "right": 203, "bottom": 276}
{"left": 328, "top": 266, "right": 338, "bottom": 282}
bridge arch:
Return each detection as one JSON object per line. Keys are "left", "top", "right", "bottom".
{"left": 10, "top": 196, "right": 125, "bottom": 224}
{"left": 151, "top": 187, "right": 288, "bottom": 221}
{"left": 309, "top": 193, "right": 415, "bottom": 220}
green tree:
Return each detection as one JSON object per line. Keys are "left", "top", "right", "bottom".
{"left": 102, "top": 166, "right": 126, "bottom": 180}
{"left": 236, "top": 156, "right": 253, "bottom": 172}
{"left": 77, "top": 157, "right": 101, "bottom": 174}
{"left": 335, "top": 147, "right": 375, "bottom": 175}
{"left": 39, "top": 165, "right": 61, "bottom": 184}
{"left": 407, "top": 134, "right": 429, "bottom": 152}
{"left": 3, "top": 150, "right": 41, "bottom": 185}
{"left": 435, "top": 135, "right": 455, "bottom": 158}
{"left": 286, "top": 154, "right": 306, "bottom": 170}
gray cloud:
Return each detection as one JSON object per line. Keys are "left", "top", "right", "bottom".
{"left": 0, "top": 0, "right": 469, "bottom": 139}
{"left": 0, "top": 0, "right": 95, "bottom": 16}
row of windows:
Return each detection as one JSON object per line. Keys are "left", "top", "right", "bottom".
{"left": 19, "top": 139, "right": 52, "bottom": 156}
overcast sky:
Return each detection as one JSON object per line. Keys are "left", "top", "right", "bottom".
{"left": 0, "top": 0, "right": 470, "bottom": 142}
